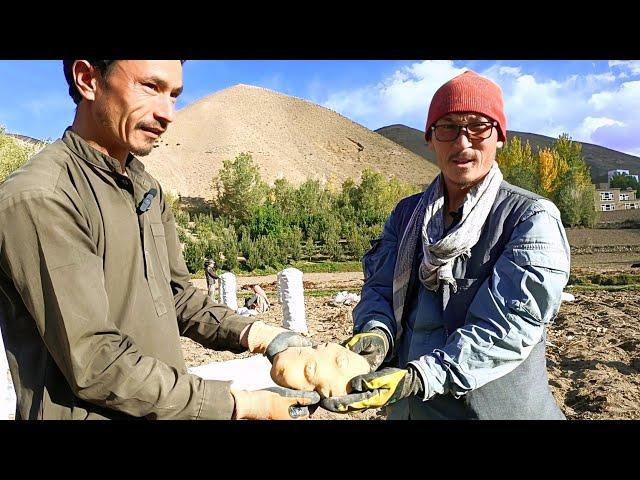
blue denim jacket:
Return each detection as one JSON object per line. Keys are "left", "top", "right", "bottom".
{"left": 353, "top": 181, "right": 569, "bottom": 419}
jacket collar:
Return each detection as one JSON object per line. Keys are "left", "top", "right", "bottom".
{"left": 61, "top": 127, "right": 146, "bottom": 177}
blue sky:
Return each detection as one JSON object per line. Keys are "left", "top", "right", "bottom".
{"left": 1, "top": 60, "right": 640, "bottom": 156}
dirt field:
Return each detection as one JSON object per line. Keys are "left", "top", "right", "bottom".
{"left": 546, "top": 289, "right": 640, "bottom": 419}
{"left": 565, "top": 228, "right": 640, "bottom": 247}
{"left": 184, "top": 257, "right": 640, "bottom": 420}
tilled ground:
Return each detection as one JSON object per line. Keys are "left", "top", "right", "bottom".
{"left": 182, "top": 276, "right": 640, "bottom": 420}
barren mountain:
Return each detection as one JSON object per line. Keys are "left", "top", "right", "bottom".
{"left": 141, "top": 85, "right": 440, "bottom": 200}
{"left": 376, "top": 124, "right": 640, "bottom": 185}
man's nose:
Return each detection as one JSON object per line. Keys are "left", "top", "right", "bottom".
{"left": 453, "top": 126, "right": 473, "bottom": 147}
{"left": 154, "top": 95, "right": 175, "bottom": 125}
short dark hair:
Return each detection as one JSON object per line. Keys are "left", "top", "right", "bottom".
{"left": 62, "top": 60, "right": 186, "bottom": 105}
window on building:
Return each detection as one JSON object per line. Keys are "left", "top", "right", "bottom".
{"left": 620, "top": 193, "right": 630, "bottom": 201}
{"left": 601, "top": 204, "right": 615, "bottom": 211}
{"left": 600, "top": 192, "right": 613, "bottom": 201}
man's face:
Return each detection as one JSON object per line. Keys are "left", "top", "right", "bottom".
{"left": 428, "top": 112, "right": 503, "bottom": 191}
{"left": 92, "top": 60, "right": 183, "bottom": 157}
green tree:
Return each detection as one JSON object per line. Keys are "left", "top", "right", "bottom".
{"left": 270, "top": 178, "right": 297, "bottom": 221}
{"left": 212, "top": 153, "right": 267, "bottom": 223}
{"left": 610, "top": 173, "right": 640, "bottom": 198}
{"left": 182, "top": 237, "right": 206, "bottom": 273}
{"left": 552, "top": 134, "right": 598, "bottom": 227}
{"left": 0, "top": 127, "right": 45, "bottom": 184}
{"left": 303, "top": 237, "right": 316, "bottom": 261}
{"left": 248, "top": 204, "right": 286, "bottom": 237}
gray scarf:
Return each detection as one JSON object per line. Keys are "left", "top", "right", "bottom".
{"left": 392, "top": 162, "right": 503, "bottom": 340}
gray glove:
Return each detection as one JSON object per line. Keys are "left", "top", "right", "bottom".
{"left": 262, "top": 387, "right": 321, "bottom": 418}
{"left": 246, "top": 321, "right": 313, "bottom": 362}
{"left": 265, "top": 331, "right": 313, "bottom": 362}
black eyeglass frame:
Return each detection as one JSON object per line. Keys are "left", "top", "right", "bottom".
{"left": 431, "top": 120, "right": 498, "bottom": 142}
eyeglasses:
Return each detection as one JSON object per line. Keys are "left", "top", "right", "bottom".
{"left": 431, "top": 121, "right": 497, "bottom": 142}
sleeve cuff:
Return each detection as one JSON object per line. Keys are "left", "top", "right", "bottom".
{"left": 214, "top": 315, "right": 257, "bottom": 353}
{"left": 361, "top": 320, "right": 395, "bottom": 362}
{"left": 408, "top": 358, "right": 446, "bottom": 401}
{"left": 196, "top": 379, "right": 236, "bottom": 420}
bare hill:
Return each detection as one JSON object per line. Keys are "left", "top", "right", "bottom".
{"left": 141, "top": 85, "right": 440, "bottom": 200}
{"left": 376, "top": 124, "right": 640, "bottom": 184}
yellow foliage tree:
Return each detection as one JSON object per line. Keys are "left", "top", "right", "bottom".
{"left": 538, "top": 148, "right": 556, "bottom": 196}
{"left": 538, "top": 148, "right": 569, "bottom": 198}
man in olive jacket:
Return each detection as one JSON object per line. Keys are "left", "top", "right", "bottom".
{"left": 0, "top": 60, "right": 318, "bottom": 420}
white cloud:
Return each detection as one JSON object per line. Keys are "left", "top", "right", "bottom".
{"left": 584, "top": 72, "right": 617, "bottom": 87}
{"left": 319, "top": 60, "right": 640, "bottom": 155}
{"left": 576, "top": 116, "right": 625, "bottom": 141}
{"left": 497, "top": 66, "right": 522, "bottom": 77}
{"left": 323, "top": 60, "right": 468, "bottom": 129}
{"left": 478, "top": 67, "right": 635, "bottom": 149}
{"left": 589, "top": 80, "right": 640, "bottom": 112}
{"left": 379, "top": 61, "right": 466, "bottom": 117}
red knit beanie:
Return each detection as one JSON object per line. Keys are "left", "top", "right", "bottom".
{"left": 424, "top": 70, "right": 507, "bottom": 142}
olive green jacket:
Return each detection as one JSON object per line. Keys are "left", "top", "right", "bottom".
{"left": 0, "top": 128, "right": 254, "bottom": 419}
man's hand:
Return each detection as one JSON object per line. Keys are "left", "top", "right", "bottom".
{"left": 320, "top": 366, "right": 423, "bottom": 413}
{"left": 231, "top": 387, "right": 320, "bottom": 420}
{"left": 245, "top": 321, "right": 312, "bottom": 362}
{"left": 342, "top": 329, "right": 389, "bottom": 371}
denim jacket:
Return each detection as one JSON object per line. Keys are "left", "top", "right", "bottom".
{"left": 353, "top": 181, "right": 569, "bottom": 419}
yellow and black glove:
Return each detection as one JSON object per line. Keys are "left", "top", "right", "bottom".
{"left": 320, "top": 366, "right": 424, "bottom": 413}
{"left": 342, "top": 329, "right": 389, "bottom": 371}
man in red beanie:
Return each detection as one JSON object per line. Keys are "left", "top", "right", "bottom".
{"left": 323, "top": 70, "right": 569, "bottom": 419}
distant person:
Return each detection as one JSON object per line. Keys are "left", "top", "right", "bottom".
{"left": 245, "top": 284, "right": 270, "bottom": 314}
{"left": 322, "top": 70, "right": 570, "bottom": 419}
{"left": 0, "top": 60, "right": 318, "bottom": 420}
{"left": 204, "top": 258, "right": 221, "bottom": 302}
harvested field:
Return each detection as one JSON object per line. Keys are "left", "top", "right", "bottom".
{"left": 184, "top": 272, "right": 640, "bottom": 420}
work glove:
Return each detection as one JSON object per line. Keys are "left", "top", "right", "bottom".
{"left": 342, "top": 328, "right": 390, "bottom": 371}
{"left": 246, "top": 321, "right": 312, "bottom": 362}
{"left": 320, "top": 366, "right": 424, "bottom": 413}
{"left": 231, "top": 386, "right": 320, "bottom": 420}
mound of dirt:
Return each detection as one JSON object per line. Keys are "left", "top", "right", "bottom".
{"left": 142, "top": 84, "right": 439, "bottom": 201}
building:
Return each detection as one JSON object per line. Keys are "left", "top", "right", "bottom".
{"left": 594, "top": 186, "right": 640, "bottom": 211}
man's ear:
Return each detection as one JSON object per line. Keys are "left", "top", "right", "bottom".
{"left": 72, "top": 60, "right": 99, "bottom": 102}
{"left": 426, "top": 140, "right": 435, "bottom": 152}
